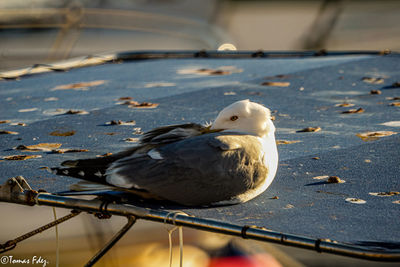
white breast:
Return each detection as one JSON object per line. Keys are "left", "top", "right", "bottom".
{"left": 217, "top": 135, "right": 279, "bottom": 205}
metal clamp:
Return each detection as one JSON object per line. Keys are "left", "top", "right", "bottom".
{"left": 0, "top": 176, "right": 39, "bottom": 206}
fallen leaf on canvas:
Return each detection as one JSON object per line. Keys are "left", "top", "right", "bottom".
{"left": 51, "top": 80, "right": 106, "bottom": 91}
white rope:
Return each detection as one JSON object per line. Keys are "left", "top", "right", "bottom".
{"left": 167, "top": 226, "right": 178, "bottom": 267}
{"left": 52, "top": 207, "right": 59, "bottom": 267}
{"left": 178, "top": 226, "right": 183, "bottom": 267}
{"left": 164, "top": 211, "right": 188, "bottom": 267}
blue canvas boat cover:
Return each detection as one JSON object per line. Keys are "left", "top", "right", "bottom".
{"left": 1, "top": 51, "right": 399, "bottom": 253}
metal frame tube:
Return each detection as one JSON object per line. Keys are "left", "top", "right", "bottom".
{"left": 84, "top": 216, "right": 136, "bottom": 267}
{"left": 35, "top": 193, "right": 400, "bottom": 262}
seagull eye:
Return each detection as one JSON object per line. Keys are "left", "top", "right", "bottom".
{"left": 230, "top": 115, "right": 239, "bottom": 121}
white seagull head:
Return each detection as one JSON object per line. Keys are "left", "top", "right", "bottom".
{"left": 210, "top": 99, "right": 275, "bottom": 138}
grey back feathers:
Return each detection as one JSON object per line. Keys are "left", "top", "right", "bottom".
{"left": 107, "top": 132, "right": 268, "bottom": 206}
{"left": 140, "top": 123, "right": 206, "bottom": 144}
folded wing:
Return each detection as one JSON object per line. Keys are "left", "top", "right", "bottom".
{"left": 107, "top": 132, "right": 268, "bottom": 206}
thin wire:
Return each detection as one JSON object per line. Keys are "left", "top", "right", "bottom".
{"left": 167, "top": 226, "right": 178, "bottom": 267}
{"left": 52, "top": 208, "right": 59, "bottom": 267}
{"left": 163, "top": 211, "right": 188, "bottom": 267}
{"left": 178, "top": 226, "right": 183, "bottom": 267}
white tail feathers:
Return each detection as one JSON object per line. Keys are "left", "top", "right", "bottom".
{"left": 69, "top": 181, "right": 114, "bottom": 191}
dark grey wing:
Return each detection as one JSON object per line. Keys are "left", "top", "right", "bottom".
{"left": 106, "top": 132, "right": 268, "bottom": 206}
{"left": 140, "top": 123, "right": 207, "bottom": 144}
{"left": 52, "top": 123, "right": 209, "bottom": 183}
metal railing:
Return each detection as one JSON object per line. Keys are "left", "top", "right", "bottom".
{"left": 1, "top": 176, "right": 399, "bottom": 262}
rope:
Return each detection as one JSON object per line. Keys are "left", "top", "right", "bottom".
{"left": 166, "top": 226, "right": 178, "bottom": 267}
{"left": 52, "top": 208, "right": 60, "bottom": 267}
{"left": 178, "top": 226, "right": 183, "bottom": 267}
{"left": 163, "top": 211, "right": 188, "bottom": 267}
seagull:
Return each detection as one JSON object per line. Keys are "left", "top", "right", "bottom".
{"left": 53, "top": 100, "right": 278, "bottom": 206}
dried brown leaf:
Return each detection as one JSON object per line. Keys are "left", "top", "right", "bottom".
{"left": 370, "top": 90, "right": 382, "bottom": 95}
{"left": 16, "top": 143, "right": 62, "bottom": 152}
{"left": 209, "top": 70, "right": 230, "bottom": 75}
{"left": 177, "top": 66, "right": 242, "bottom": 76}
{"left": 44, "top": 97, "right": 59, "bottom": 101}
{"left": 106, "top": 120, "right": 136, "bottom": 126}
{"left": 389, "top": 102, "right": 400, "bottom": 107}
{"left": 380, "top": 121, "right": 400, "bottom": 127}
{"left": 386, "top": 97, "right": 400, "bottom": 100}
{"left": 4, "top": 155, "right": 42, "bottom": 160}
{"left": 296, "top": 127, "right": 321, "bottom": 133}
{"left": 42, "top": 108, "right": 68, "bottom": 115}
{"left": 341, "top": 108, "right": 364, "bottom": 114}
{"left": 362, "top": 77, "right": 384, "bottom": 84}
{"left": 108, "top": 120, "right": 123, "bottom": 125}
{"left": 144, "top": 82, "right": 176, "bottom": 88}
{"left": 10, "top": 122, "right": 26, "bottom": 126}
{"left": 128, "top": 102, "right": 159, "bottom": 109}
{"left": 49, "top": 130, "right": 76, "bottom": 136}
{"left": 224, "top": 91, "right": 236, "bottom": 96}
{"left": 18, "top": 108, "right": 38, "bottom": 113}
{"left": 313, "top": 175, "right": 329, "bottom": 180}
{"left": 345, "top": 198, "right": 366, "bottom": 204}
{"left": 96, "top": 153, "right": 113, "bottom": 157}
{"left": 116, "top": 100, "right": 139, "bottom": 105}
{"left": 276, "top": 140, "right": 301, "bottom": 145}
{"left": 327, "top": 176, "right": 345, "bottom": 183}
{"left": 0, "top": 130, "right": 18, "bottom": 135}
{"left": 335, "top": 103, "right": 354, "bottom": 107}
{"left": 261, "top": 81, "right": 290, "bottom": 87}
{"left": 65, "top": 110, "right": 89, "bottom": 115}
{"left": 196, "top": 68, "right": 230, "bottom": 75}
{"left": 52, "top": 80, "right": 106, "bottom": 91}
{"left": 0, "top": 120, "right": 10, "bottom": 124}
{"left": 369, "top": 191, "right": 399, "bottom": 197}
{"left": 116, "top": 97, "right": 133, "bottom": 101}
{"left": 125, "top": 138, "right": 139, "bottom": 143}
{"left": 52, "top": 149, "right": 88, "bottom": 154}
{"left": 356, "top": 131, "right": 397, "bottom": 141}
{"left": 284, "top": 204, "right": 294, "bottom": 209}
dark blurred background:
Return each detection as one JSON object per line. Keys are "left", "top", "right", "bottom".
{"left": 1, "top": 0, "right": 400, "bottom": 71}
